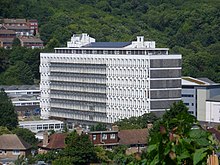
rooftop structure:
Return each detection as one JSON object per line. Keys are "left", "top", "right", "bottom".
{"left": 40, "top": 33, "right": 182, "bottom": 126}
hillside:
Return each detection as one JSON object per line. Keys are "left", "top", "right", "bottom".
{"left": 0, "top": 0, "right": 220, "bottom": 84}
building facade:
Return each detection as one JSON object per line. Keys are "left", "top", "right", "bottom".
{"left": 40, "top": 33, "right": 182, "bottom": 125}
{"left": 182, "top": 77, "right": 220, "bottom": 119}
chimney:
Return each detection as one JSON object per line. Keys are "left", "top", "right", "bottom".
{"left": 112, "top": 125, "right": 119, "bottom": 132}
{"left": 75, "top": 126, "right": 83, "bottom": 135}
{"left": 147, "top": 123, "right": 153, "bottom": 130}
{"left": 43, "top": 131, "right": 48, "bottom": 147}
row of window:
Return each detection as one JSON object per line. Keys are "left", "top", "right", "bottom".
{"left": 55, "top": 49, "right": 167, "bottom": 56}
{"left": 0, "top": 150, "right": 20, "bottom": 155}
{"left": 92, "top": 133, "right": 116, "bottom": 140}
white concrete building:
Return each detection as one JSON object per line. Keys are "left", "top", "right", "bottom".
{"left": 40, "top": 33, "right": 182, "bottom": 125}
{"left": 182, "top": 77, "right": 220, "bottom": 119}
{"left": 19, "top": 120, "right": 64, "bottom": 133}
{"left": 206, "top": 95, "right": 220, "bottom": 123}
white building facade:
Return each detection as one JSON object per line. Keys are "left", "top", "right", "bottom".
{"left": 40, "top": 33, "right": 182, "bottom": 124}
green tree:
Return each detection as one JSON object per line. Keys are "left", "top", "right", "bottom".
{"left": 0, "top": 89, "right": 18, "bottom": 130}
{"left": 12, "top": 38, "right": 21, "bottom": 47}
{"left": 12, "top": 128, "right": 38, "bottom": 147}
{"left": 2, "top": 61, "right": 34, "bottom": 85}
{"left": 55, "top": 131, "right": 97, "bottom": 165}
{"left": 145, "top": 101, "right": 214, "bottom": 165}
{"left": 90, "top": 123, "right": 107, "bottom": 131}
{"left": 0, "top": 126, "right": 11, "bottom": 135}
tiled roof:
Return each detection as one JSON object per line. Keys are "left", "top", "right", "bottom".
{"left": 19, "top": 37, "right": 43, "bottom": 43}
{"left": 4, "top": 25, "right": 30, "bottom": 30}
{"left": 3, "top": 19, "right": 26, "bottom": 24}
{"left": 0, "top": 38, "right": 14, "bottom": 42}
{"left": 0, "top": 134, "right": 31, "bottom": 150}
{"left": 118, "top": 128, "right": 148, "bottom": 145}
{"left": 0, "top": 29, "right": 16, "bottom": 34}
{"left": 38, "top": 133, "right": 67, "bottom": 149}
{"left": 83, "top": 42, "right": 131, "bottom": 48}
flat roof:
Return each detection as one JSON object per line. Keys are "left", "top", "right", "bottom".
{"left": 19, "top": 120, "right": 64, "bottom": 125}
{"left": 0, "top": 85, "right": 39, "bottom": 90}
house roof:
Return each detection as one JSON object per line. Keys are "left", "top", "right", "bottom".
{"left": 118, "top": 128, "right": 148, "bottom": 145}
{"left": 83, "top": 42, "right": 131, "bottom": 48}
{"left": 4, "top": 25, "right": 30, "bottom": 30}
{"left": 3, "top": 19, "right": 27, "bottom": 24}
{"left": 0, "top": 38, "right": 14, "bottom": 43}
{"left": 0, "top": 29, "right": 16, "bottom": 35}
{"left": 0, "top": 134, "right": 31, "bottom": 150}
{"left": 38, "top": 133, "right": 67, "bottom": 149}
{"left": 19, "top": 37, "right": 43, "bottom": 43}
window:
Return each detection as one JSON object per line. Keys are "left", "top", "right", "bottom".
{"left": 49, "top": 124, "right": 54, "bottom": 129}
{"left": 43, "top": 124, "right": 48, "bottom": 130}
{"left": 110, "top": 134, "right": 116, "bottom": 139}
{"left": 12, "top": 150, "right": 20, "bottom": 155}
{"left": 55, "top": 124, "right": 60, "bottom": 129}
{"left": 37, "top": 125, "right": 42, "bottom": 130}
{"left": 102, "top": 134, "right": 107, "bottom": 140}
{"left": 192, "top": 103, "right": 194, "bottom": 106}
{"left": 184, "top": 103, "right": 189, "bottom": 106}
{"left": 93, "top": 135, "right": 96, "bottom": 140}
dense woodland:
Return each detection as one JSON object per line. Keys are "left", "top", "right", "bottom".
{"left": 0, "top": 0, "right": 220, "bottom": 85}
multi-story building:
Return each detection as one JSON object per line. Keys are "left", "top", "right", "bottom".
{"left": 40, "top": 33, "right": 182, "bottom": 125}
{"left": 182, "top": 77, "right": 220, "bottom": 119}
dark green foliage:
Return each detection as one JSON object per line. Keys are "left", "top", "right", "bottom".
{"left": 12, "top": 38, "right": 21, "bottom": 47}
{"left": 54, "top": 131, "right": 97, "bottom": 165}
{"left": 145, "top": 101, "right": 214, "bottom": 164}
{"left": 0, "top": 1, "right": 220, "bottom": 83}
{"left": 0, "top": 47, "right": 39, "bottom": 85}
{"left": 0, "top": 89, "right": 18, "bottom": 130}
{"left": 12, "top": 128, "right": 38, "bottom": 147}
{"left": 115, "top": 112, "right": 158, "bottom": 130}
{"left": 90, "top": 123, "right": 107, "bottom": 131}
{"left": 0, "top": 126, "right": 11, "bottom": 135}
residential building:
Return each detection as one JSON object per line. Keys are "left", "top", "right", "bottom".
{"left": 0, "top": 18, "right": 36, "bottom": 36}
{"left": 40, "top": 33, "right": 182, "bottom": 126}
{"left": 38, "top": 132, "right": 67, "bottom": 154}
{"left": 19, "top": 120, "right": 64, "bottom": 133}
{"left": 18, "top": 36, "right": 44, "bottom": 49}
{"left": 89, "top": 130, "right": 119, "bottom": 148}
{"left": 206, "top": 95, "right": 220, "bottom": 123}
{"left": 0, "top": 18, "right": 41, "bottom": 48}
{"left": 182, "top": 77, "right": 220, "bottom": 119}
{"left": 0, "top": 134, "right": 31, "bottom": 160}
{"left": 27, "top": 19, "right": 38, "bottom": 35}
{"left": 0, "top": 37, "right": 14, "bottom": 48}
{"left": 118, "top": 128, "right": 148, "bottom": 154}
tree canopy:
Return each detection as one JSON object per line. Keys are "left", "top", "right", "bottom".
{"left": 12, "top": 128, "right": 38, "bottom": 147}
{"left": 0, "top": 0, "right": 220, "bottom": 83}
{"left": 0, "top": 89, "right": 18, "bottom": 130}
{"left": 145, "top": 101, "right": 214, "bottom": 165}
